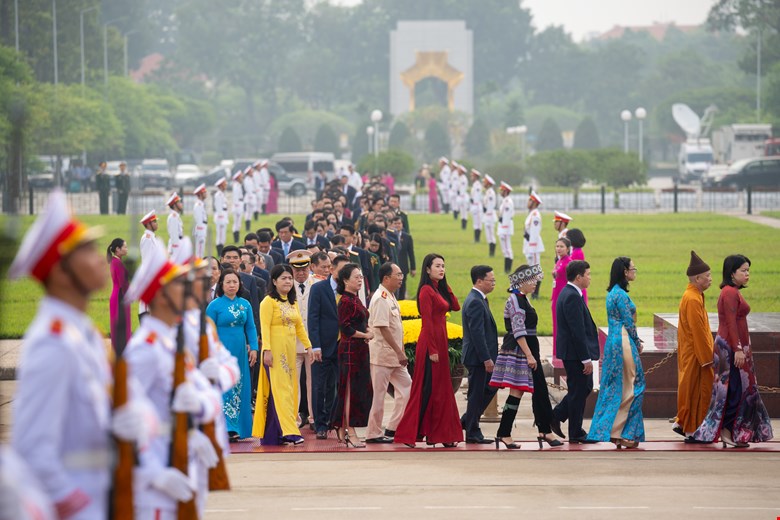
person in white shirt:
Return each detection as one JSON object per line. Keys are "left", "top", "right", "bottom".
{"left": 438, "top": 157, "right": 452, "bottom": 214}
{"left": 192, "top": 184, "right": 208, "bottom": 259}
{"left": 457, "top": 164, "right": 469, "bottom": 230}
{"left": 256, "top": 160, "right": 271, "bottom": 213}
{"left": 482, "top": 175, "right": 498, "bottom": 257}
{"left": 139, "top": 210, "right": 163, "bottom": 319}
{"left": 523, "top": 191, "right": 545, "bottom": 299}
{"left": 242, "top": 166, "right": 256, "bottom": 232}
{"left": 469, "top": 169, "right": 484, "bottom": 243}
{"left": 231, "top": 170, "right": 244, "bottom": 244}
{"left": 213, "top": 177, "right": 229, "bottom": 257}
{"left": 166, "top": 192, "right": 184, "bottom": 257}
{"left": 497, "top": 182, "right": 515, "bottom": 274}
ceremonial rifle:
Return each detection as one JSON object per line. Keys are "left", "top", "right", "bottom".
{"left": 199, "top": 227, "right": 230, "bottom": 491}
{"left": 170, "top": 275, "right": 198, "bottom": 520}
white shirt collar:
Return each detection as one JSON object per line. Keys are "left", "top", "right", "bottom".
{"left": 567, "top": 281, "right": 583, "bottom": 297}
{"left": 472, "top": 287, "right": 487, "bottom": 299}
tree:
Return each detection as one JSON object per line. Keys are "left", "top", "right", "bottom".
{"left": 486, "top": 162, "right": 524, "bottom": 186}
{"left": 314, "top": 124, "right": 340, "bottom": 155}
{"left": 278, "top": 126, "right": 302, "bottom": 153}
{"left": 573, "top": 117, "right": 601, "bottom": 149}
{"left": 424, "top": 121, "right": 450, "bottom": 160}
{"left": 388, "top": 121, "right": 411, "bottom": 150}
{"left": 504, "top": 98, "right": 524, "bottom": 129}
{"left": 464, "top": 118, "right": 490, "bottom": 157}
{"left": 526, "top": 150, "right": 593, "bottom": 187}
{"left": 356, "top": 149, "right": 415, "bottom": 180}
{"left": 592, "top": 149, "right": 646, "bottom": 188}
{"left": 535, "top": 118, "right": 563, "bottom": 152}
{"left": 351, "top": 121, "right": 370, "bottom": 165}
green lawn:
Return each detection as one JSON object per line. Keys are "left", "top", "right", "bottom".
{"left": 1, "top": 212, "right": 778, "bottom": 338}
{"left": 761, "top": 211, "right": 780, "bottom": 219}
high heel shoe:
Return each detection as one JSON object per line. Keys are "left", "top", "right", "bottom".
{"left": 611, "top": 438, "right": 639, "bottom": 449}
{"left": 335, "top": 428, "right": 345, "bottom": 444}
{"left": 537, "top": 434, "right": 563, "bottom": 448}
{"left": 344, "top": 430, "right": 365, "bottom": 448}
{"left": 495, "top": 437, "right": 521, "bottom": 450}
{"left": 442, "top": 442, "right": 458, "bottom": 448}
{"left": 720, "top": 429, "right": 749, "bottom": 448}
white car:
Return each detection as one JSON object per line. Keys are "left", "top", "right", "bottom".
{"left": 175, "top": 164, "right": 203, "bottom": 186}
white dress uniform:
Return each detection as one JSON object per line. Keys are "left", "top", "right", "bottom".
{"left": 483, "top": 186, "right": 497, "bottom": 245}
{"left": 167, "top": 210, "right": 183, "bottom": 257}
{"left": 12, "top": 297, "right": 115, "bottom": 519}
{"left": 243, "top": 173, "right": 256, "bottom": 222}
{"left": 139, "top": 228, "right": 162, "bottom": 316}
{"left": 231, "top": 179, "right": 244, "bottom": 236}
{"left": 294, "top": 274, "right": 315, "bottom": 422}
{"left": 470, "top": 179, "right": 483, "bottom": 231}
{"left": 438, "top": 163, "right": 451, "bottom": 209}
{"left": 457, "top": 172, "right": 470, "bottom": 219}
{"left": 192, "top": 199, "right": 207, "bottom": 259}
{"left": 257, "top": 166, "right": 270, "bottom": 207}
{"left": 498, "top": 194, "right": 515, "bottom": 260}
{"left": 125, "top": 315, "right": 221, "bottom": 520}
{"left": 0, "top": 446, "right": 56, "bottom": 520}
{"left": 448, "top": 166, "right": 460, "bottom": 215}
{"left": 213, "top": 185, "right": 228, "bottom": 248}
{"left": 523, "top": 207, "right": 545, "bottom": 266}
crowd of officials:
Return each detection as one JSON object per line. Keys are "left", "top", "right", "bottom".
{"left": 1, "top": 161, "right": 774, "bottom": 519}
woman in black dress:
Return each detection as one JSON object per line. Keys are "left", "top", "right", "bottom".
{"left": 331, "top": 263, "right": 374, "bottom": 447}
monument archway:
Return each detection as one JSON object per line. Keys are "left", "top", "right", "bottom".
{"left": 401, "top": 51, "right": 463, "bottom": 111}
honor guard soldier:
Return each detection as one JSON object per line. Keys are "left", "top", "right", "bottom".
{"left": 497, "top": 181, "right": 515, "bottom": 273}
{"left": 140, "top": 210, "right": 163, "bottom": 319}
{"left": 553, "top": 211, "right": 572, "bottom": 240}
{"left": 469, "top": 169, "right": 483, "bottom": 243}
{"left": 449, "top": 160, "right": 460, "bottom": 220}
{"left": 9, "top": 190, "right": 153, "bottom": 519}
{"left": 457, "top": 163, "right": 469, "bottom": 229}
{"left": 0, "top": 446, "right": 56, "bottom": 520}
{"left": 256, "top": 159, "right": 271, "bottom": 214}
{"left": 166, "top": 192, "right": 184, "bottom": 257}
{"left": 231, "top": 170, "right": 244, "bottom": 244}
{"left": 242, "top": 166, "right": 256, "bottom": 232}
{"left": 482, "top": 174, "right": 497, "bottom": 257}
{"left": 213, "top": 177, "right": 229, "bottom": 257}
{"left": 523, "top": 190, "right": 545, "bottom": 299}
{"left": 124, "top": 240, "right": 222, "bottom": 520}
{"left": 192, "top": 184, "right": 209, "bottom": 259}
{"left": 438, "top": 157, "right": 451, "bottom": 214}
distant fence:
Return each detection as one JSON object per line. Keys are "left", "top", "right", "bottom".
{"left": 400, "top": 186, "right": 780, "bottom": 214}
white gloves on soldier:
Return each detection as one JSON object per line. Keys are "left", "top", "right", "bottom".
{"left": 198, "top": 358, "right": 221, "bottom": 382}
{"left": 111, "top": 401, "right": 149, "bottom": 445}
{"left": 150, "top": 468, "right": 195, "bottom": 502}
{"left": 189, "top": 430, "right": 219, "bottom": 469}
{"left": 172, "top": 382, "right": 202, "bottom": 416}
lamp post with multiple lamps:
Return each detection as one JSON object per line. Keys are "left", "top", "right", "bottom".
{"left": 620, "top": 109, "right": 632, "bottom": 154}
{"left": 635, "top": 107, "right": 647, "bottom": 162}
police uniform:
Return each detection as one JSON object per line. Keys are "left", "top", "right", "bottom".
{"left": 242, "top": 167, "right": 256, "bottom": 230}
{"left": 469, "top": 169, "right": 483, "bottom": 242}
{"left": 192, "top": 184, "right": 208, "bottom": 259}
{"left": 523, "top": 191, "right": 545, "bottom": 268}
{"left": 438, "top": 157, "right": 451, "bottom": 213}
{"left": 140, "top": 210, "right": 162, "bottom": 317}
{"left": 288, "top": 250, "right": 315, "bottom": 426}
{"left": 213, "top": 178, "right": 229, "bottom": 253}
{"left": 9, "top": 190, "right": 153, "bottom": 520}
{"left": 497, "top": 181, "right": 515, "bottom": 273}
{"left": 482, "top": 175, "right": 497, "bottom": 256}
{"left": 166, "top": 192, "right": 183, "bottom": 257}
{"left": 231, "top": 171, "right": 244, "bottom": 243}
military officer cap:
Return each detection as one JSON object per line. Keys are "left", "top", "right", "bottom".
{"left": 140, "top": 210, "right": 158, "bottom": 225}
{"left": 126, "top": 240, "right": 190, "bottom": 305}
{"left": 553, "top": 211, "right": 572, "bottom": 223}
{"left": 193, "top": 184, "right": 207, "bottom": 196}
{"left": 232, "top": 170, "right": 242, "bottom": 181}
{"left": 484, "top": 174, "right": 495, "bottom": 186}
{"left": 438, "top": 156, "right": 449, "bottom": 164}
{"left": 529, "top": 190, "right": 542, "bottom": 205}
{"left": 500, "top": 181, "right": 513, "bottom": 192}
{"left": 166, "top": 192, "right": 181, "bottom": 207}
{"left": 214, "top": 177, "right": 227, "bottom": 188}
{"left": 287, "top": 249, "right": 312, "bottom": 268}
{"left": 470, "top": 168, "right": 482, "bottom": 178}
{"left": 9, "top": 189, "right": 102, "bottom": 283}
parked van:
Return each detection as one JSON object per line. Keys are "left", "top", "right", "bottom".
{"left": 678, "top": 139, "right": 713, "bottom": 183}
{"left": 714, "top": 156, "right": 780, "bottom": 189}
{"left": 271, "top": 152, "right": 336, "bottom": 186}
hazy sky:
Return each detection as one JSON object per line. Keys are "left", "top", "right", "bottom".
{"left": 330, "top": 0, "right": 716, "bottom": 41}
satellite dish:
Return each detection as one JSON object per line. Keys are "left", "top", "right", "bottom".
{"left": 672, "top": 103, "right": 701, "bottom": 139}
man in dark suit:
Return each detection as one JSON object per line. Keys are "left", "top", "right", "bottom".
{"left": 388, "top": 194, "right": 410, "bottom": 233}
{"left": 460, "top": 265, "right": 499, "bottom": 444}
{"left": 552, "top": 260, "right": 599, "bottom": 443}
{"left": 308, "top": 254, "right": 351, "bottom": 439}
{"left": 390, "top": 216, "right": 415, "bottom": 299}
{"left": 339, "top": 173, "right": 357, "bottom": 209}
{"left": 271, "top": 219, "right": 305, "bottom": 261}
{"left": 257, "top": 230, "right": 283, "bottom": 269}
{"left": 302, "top": 219, "right": 331, "bottom": 250}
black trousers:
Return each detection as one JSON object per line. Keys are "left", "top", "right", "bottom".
{"left": 528, "top": 340, "right": 554, "bottom": 434}
{"left": 462, "top": 363, "right": 498, "bottom": 440}
{"left": 553, "top": 359, "right": 593, "bottom": 439}
{"left": 311, "top": 357, "right": 339, "bottom": 433}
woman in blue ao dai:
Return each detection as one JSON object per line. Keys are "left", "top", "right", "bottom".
{"left": 588, "top": 257, "right": 645, "bottom": 448}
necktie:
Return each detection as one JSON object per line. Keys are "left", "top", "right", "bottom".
{"left": 299, "top": 283, "right": 306, "bottom": 295}
{"left": 284, "top": 242, "right": 289, "bottom": 256}
{"left": 484, "top": 297, "right": 490, "bottom": 309}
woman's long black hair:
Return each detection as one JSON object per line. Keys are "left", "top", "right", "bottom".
{"left": 416, "top": 253, "right": 453, "bottom": 312}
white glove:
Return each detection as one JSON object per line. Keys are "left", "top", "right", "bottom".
{"left": 150, "top": 468, "right": 195, "bottom": 502}
{"left": 198, "top": 357, "right": 220, "bottom": 382}
{"left": 172, "top": 382, "right": 203, "bottom": 416}
{"left": 111, "top": 401, "right": 147, "bottom": 444}
{"left": 189, "top": 429, "right": 219, "bottom": 469}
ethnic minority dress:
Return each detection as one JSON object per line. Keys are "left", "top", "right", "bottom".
{"left": 588, "top": 286, "right": 646, "bottom": 442}
{"left": 252, "top": 295, "right": 311, "bottom": 444}
{"left": 490, "top": 292, "right": 534, "bottom": 393}
{"left": 206, "top": 295, "right": 258, "bottom": 439}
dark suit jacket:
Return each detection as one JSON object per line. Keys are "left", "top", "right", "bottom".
{"left": 237, "top": 271, "right": 261, "bottom": 336}
{"left": 303, "top": 235, "right": 330, "bottom": 250}
{"left": 461, "top": 288, "right": 498, "bottom": 366}
{"left": 265, "top": 248, "right": 283, "bottom": 269}
{"left": 271, "top": 239, "right": 306, "bottom": 261}
{"left": 555, "top": 283, "right": 599, "bottom": 361}
{"left": 341, "top": 185, "right": 358, "bottom": 209}
{"left": 307, "top": 277, "right": 339, "bottom": 359}
{"left": 396, "top": 231, "right": 415, "bottom": 273}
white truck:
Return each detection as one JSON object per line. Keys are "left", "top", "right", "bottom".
{"left": 678, "top": 139, "right": 714, "bottom": 183}
{"left": 712, "top": 124, "right": 772, "bottom": 164}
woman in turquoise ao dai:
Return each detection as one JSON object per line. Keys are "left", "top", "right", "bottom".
{"left": 588, "top": 257, "right": 645, "bottom": 448}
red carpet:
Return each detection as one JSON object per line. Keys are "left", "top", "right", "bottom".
{"left": 230, "top": 429, "right": 780, "bottom": 454}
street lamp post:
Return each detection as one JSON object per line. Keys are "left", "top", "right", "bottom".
{"left": 14, "top": 0, "right": 19, "bottom": 53}
{"left": 620, "top": 110, "right": 632, "bottom": 153}
{"left": 124, "top": 29, "right": 139, "bottom": 77}
{"left": 80, "top": 6, "right": 99, "bottom": 95}
{"left": 103, "top": 18, "right": 122, "bottom": 90}
{"left": 370, "top": 109, "right": 382, "bottom": 176}
{"left": 366, "top": 126, "right": 374, "bottom": 155}
{"left": 635, "top": 107, "right": 647, "bottom": 162}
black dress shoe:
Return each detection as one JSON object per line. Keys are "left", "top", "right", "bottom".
{"left": 550, "top": 417, "right": 566, "bottom": 439}
{"left": 365, "top": 436, "right": 393, "bottom": 444}
{"left": 672, "top": 425, "right": 685, "bottom": 437}
{"left": 466, "top": 437, "right": 494, "bottom": 444}
{"left": 384, "top": 429, "right": 395, "bottom": 438}
{"left": 315, "top": 431, "right": 328, "bottom": 440}
{"left": 569, "top": 437, "right": 598, "bottom": 444}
